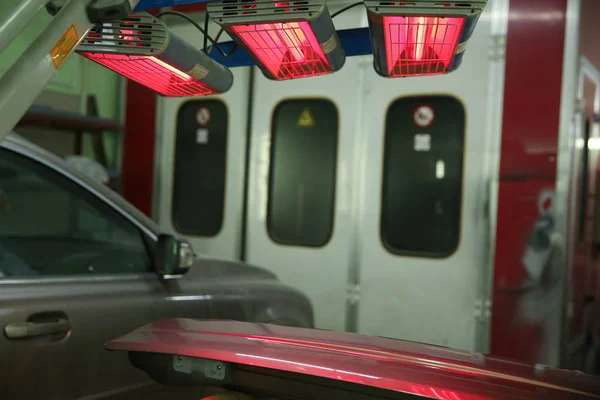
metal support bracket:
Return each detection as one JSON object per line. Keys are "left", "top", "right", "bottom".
{"left": 0, "top": 0, "right": 51, "bottom": 55}
{"left": 488, "top": 34, "right": 506, "bottom": 61}
{"left": 0, "top": 0, "right": 93, "bottom": 141}
{"left": 87, "top": 0, "right": 140, "bottom": 23}
{"left": 0, "top": 0, "right": 141, "bottom": 142}
{"left": 347, "top": 284, "right": 361, "bottom": 305}
{"left": 474, "top": 296, "right": 492, "bottom": 322}
{"left": 173, "top": 355, "right": 227, "bottom": 381}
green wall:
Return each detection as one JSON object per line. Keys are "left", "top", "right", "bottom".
{"left": 0, "top": 0, "right": 122, "bottom": 168}
{"left": 0, "top": 1, "right": 81, "bottom": 94}
{"left": 82, "top": 60, "right": 123, "bottom": 169}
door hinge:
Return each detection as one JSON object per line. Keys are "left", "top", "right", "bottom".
{"left": 347, "top": 284, "right": 361, "bottom": 305}
{"left": 474, "top": 297, "right": 492, "bottom": 322}
{"left": 489, "top": 35, "right": 506, "bottom": 61}
{"left": 575, "top": 98, "right": 585, "bottom": 115}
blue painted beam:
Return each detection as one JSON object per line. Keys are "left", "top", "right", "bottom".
{"left": 134, "top": 0, "right": 374, "bottom": 66}
{"left": 135, "top": 0, "right": 212, "bottom": 10}
{"left": 207, "top": 27, "right": 373, "bottom": 68}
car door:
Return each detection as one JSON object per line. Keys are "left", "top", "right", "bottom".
{"left": 0, "top": 145, "right": 208, "bottom": 399}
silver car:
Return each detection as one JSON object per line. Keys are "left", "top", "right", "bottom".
{"left": 0, "top": 133, "right": 313, "bottom": 399}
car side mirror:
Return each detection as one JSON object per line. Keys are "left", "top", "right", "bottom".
{"left": 155, "top": 234, "right": 195, "bottom": 276}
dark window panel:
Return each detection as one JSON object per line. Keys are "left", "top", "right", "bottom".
{"left": 381, "top": 95, "right": 465, "bottom": 257}
{"left": 172, "top": 100, "right": 228, "bottom": 237}
{"left": 268, "top": 99, "right": 338, "bottom": 247}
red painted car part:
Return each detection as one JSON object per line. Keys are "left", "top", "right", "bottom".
{"left": 107, "top": 319, "right": 600, "bottom": 400}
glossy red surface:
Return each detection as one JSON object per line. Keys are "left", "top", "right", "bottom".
{"left": 107, "top": 319, "right": 600, "bottom": 399}
{"left": 492, "top": 180, "right": 554, "bottom": 363}
{"left": 580, "top": 0, "right": 600, "bottom": 71}
{"left": 122, "top": 80, "right": 156, "bottom": 216}
{"left": 496, "top": 0, "right": 566, "bottom": 178}
{"left": 491, "top": 0, "right": 567, "bottom": 364}
{"left": 171, "top": 2, "right": 206, "bottom": 13}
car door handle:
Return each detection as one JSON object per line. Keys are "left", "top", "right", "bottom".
{"left": 4, "top": 319, "right": 71, "bottom": 339}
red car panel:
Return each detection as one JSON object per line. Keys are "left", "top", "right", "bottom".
{"left": 107, "top": 319, "right": 600, "bottom": 399}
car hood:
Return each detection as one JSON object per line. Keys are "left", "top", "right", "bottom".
{"left": 188, "top": 257, "right": 277, "bottom": 281}
{"left": 106, "top": 319, "right": 600, "bottom": 400}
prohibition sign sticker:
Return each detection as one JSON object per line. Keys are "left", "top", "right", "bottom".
{"left": 414, "top": 105, "right": 435, "bottom": 127}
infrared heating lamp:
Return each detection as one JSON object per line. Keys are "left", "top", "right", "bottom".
{"left": 365, "top": 1, "right": 488, "bottom": 77}
{"left": 207, "top": 0, "right": 345, "bottom": 80}
{"left": 77, "top": 13, "right": 233, "bottom": 97}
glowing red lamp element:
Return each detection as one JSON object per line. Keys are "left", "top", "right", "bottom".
{"left": 208, "top": 0, "right": 345, "bottom": 81}
{"left": 383, "top": 16, "right": 465, "bottom": 77}
{"left": 80, "top": 53, "right": 215, "bottom": 97}
{"left": 365, "top": 0, "right": 488, "bottom": 78}
{"left": 231, "top": 22, "right": 332, "bottom": 80}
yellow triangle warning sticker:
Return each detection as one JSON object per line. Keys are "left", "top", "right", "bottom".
{"left": 297, "top": 108, "right": 314, "bottom": 127}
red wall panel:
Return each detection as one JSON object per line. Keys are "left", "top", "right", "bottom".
{"left": 172, "top": 3, "right": 206, "bottom": 12}
{"left": 498, "top": 0, "right": 566, "bottom": 180}
{"left": 580, "top": 0, "right": 600, "bottom": 71}
{"left": 121, "top": 5, "right": 206, "bottom": 216}
{"left": 491, "top": 0, "right": 567, "bottom": 363}
{"left": 122, "top": 81, "right": 157, "bottom": 217}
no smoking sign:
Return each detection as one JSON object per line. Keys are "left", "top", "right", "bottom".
{"left": 414, "top": 105, "right": 434, "bottom": 128}
{"left": 196, "top": 107, "right": 211, "bottom": 126}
